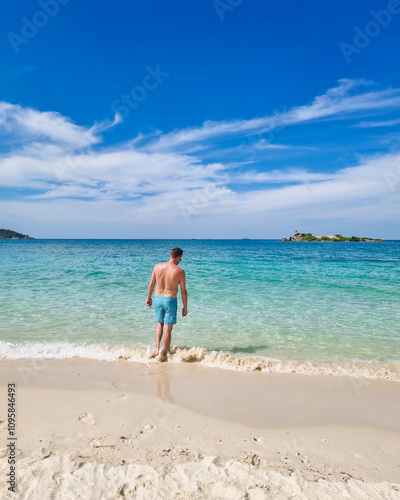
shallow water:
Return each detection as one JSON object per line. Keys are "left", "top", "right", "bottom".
{"left": 1, "top": 239, "right": 399, "bottom": 379}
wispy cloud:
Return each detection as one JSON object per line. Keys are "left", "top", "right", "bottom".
{"left": 1, "top": 79, "right": 400, "bottom": 237}
{"left": 0, "top": 102, "right": 120, "bottom": 149}
{"left": 229, "top": 169, "right": 336, "bottom": 184}
{"left": 138, "top": 79, "right": 400, "bottom": 154}
{"left": 250, "top": 139, "right": 291, "bottom": 150}
{"left": 354, "top": 118, "right": 400, "bottom": 128}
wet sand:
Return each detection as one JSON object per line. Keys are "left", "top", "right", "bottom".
{"left": 1, "top": 357, "right": 399, "bottom": 499}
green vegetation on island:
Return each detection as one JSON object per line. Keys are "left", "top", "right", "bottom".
{"left": 0, "top": 229, "right": 34, "bottom": 239}
{"left": 282, "top": 232, "right": 385, "bottom": 242}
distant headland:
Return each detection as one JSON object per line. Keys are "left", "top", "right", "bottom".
{"left": 0, "top": 229, "right": 34, "bottom": 239}
{"left": 281, "top": 232, "right": 385, "bottom": 242}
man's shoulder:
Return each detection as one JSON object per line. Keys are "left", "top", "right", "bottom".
{"left": 155, "top": 262, "right": 167, "bottom": 268}
{"left": 170, "top": 264, "right": 184, "bottom": 275}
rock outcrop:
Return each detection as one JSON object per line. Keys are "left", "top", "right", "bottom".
{"left": 0, "top": 229, "right": 34, "bottom": 239}
{"left": 281, "top": 232, "right": 385, "bottom": 242}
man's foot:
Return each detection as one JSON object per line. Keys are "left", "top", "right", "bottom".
{"left": 148, "top": 347, "right": 160, "bottom": 359}
{"left": 157, "top": 349, "right": 167, "bottom": 362}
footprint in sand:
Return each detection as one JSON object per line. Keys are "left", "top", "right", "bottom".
{"left": 52, "top": 432, "right": 84, "bottom": 447}
{"left": 111, "top": 380, "right": 128, "bottom": 389}
{"left": 106, "top": 394, "right": 129, "bottom": 403}
{"left": 89, "top": 437, "right": 116, "bottom": 448}
{"left": 78, "top": 412, "right": 96, "bottom": 425}
{"left": 89, "top": 437, "right": 103, "bottom": 447}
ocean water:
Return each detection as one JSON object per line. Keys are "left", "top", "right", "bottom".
{"left": 1, "top": 239, "right": 399, "bottom": 380}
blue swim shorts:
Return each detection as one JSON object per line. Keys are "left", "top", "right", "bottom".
{"left": 154, "top": 296, "right": 177, "bottom": 325}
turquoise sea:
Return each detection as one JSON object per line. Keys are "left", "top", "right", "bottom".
{"left": 1, "top": 239, "right": 399, "bottom": 380}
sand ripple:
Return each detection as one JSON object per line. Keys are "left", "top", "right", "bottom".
{"left": 5, "top": 454, "right": 400, "bottom": 500}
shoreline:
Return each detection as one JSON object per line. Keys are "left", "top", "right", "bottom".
{"left": 2, "top": 357, "right": 400, "bottom": 430}
{"left": 1, "top": 341, "right": 399, "bottom": 382}
{"left": 1, "top": 358, "right": 400, "bottom": 498}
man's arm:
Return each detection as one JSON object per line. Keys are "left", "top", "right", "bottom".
{"left": 146, "top": 266, "right": 157, "bottom": 307}
{"left": 180, "top": 270, "right": 188, "bottom": 316}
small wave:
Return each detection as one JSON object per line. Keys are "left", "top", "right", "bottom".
{"left": 0, "top": 341, "right": 399, "bottom": 382}
{"left": 167, "top": 346, "right": 400, "bottom": 381}
{"left": 0, "top": 341, "right": 149, "bottom": 364}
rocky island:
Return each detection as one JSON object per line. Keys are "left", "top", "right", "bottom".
{"left": 0, "top": 229, "right": 34, "bottom": 239}
{"left": 282, "top": 232, "right": 385, "bottom": 242}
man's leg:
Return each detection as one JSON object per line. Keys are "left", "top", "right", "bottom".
{"left": 163, "top": 324, "right": 173, "bottom": 354}
{"left": 154, "top": 322, "right": 164, "bottom": 356}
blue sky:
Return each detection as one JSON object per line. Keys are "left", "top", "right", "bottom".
{"left": 1, "top": 0, "right": 400, "bottom": 238}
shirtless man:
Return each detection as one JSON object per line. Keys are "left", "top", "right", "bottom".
{"left": 146, "top": 247, "right": 188, "bottom": 358}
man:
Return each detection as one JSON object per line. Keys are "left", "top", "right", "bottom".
{"left": 146, "top": 247, "right": 188, "bottom": 358}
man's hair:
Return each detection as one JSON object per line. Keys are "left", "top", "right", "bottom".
{"left": 170, "top": 247, "right": 183, "bottom": 258}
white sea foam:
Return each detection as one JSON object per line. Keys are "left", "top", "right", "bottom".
{"left": 0, "top": 341, "right": 150, "bottom": 364}
{"left": 0, "top": 341, "right": 399, "bottom": 382}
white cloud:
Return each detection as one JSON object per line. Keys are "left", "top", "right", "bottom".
{"left": 1, "top": 80, "right": 400, "bottom": 238}
{"left": 354, "top": 118, "right": 400, "bottom": 128}
{"left": 139, "top": 79, "right": 400, "bottom": 153}
{"left": 251, "top": 139, "right": 291, "bottom": 150}
{"left": 229, "top": 169, "right": 336, "bottom": 184}
{"left": 2, "top": 148, "right": 398, "bottom": 236}
{"left": 0, "top": 102, "right": 98, "bottom": 147}
{"left": 0, "top": 102, "right": 121, "bottom": 149}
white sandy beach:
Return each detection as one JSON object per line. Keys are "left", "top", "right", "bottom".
{"left": 1, "top": 357, "right": 400, "bottom": 499}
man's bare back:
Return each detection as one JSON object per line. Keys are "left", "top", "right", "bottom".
{"left": 153, "top": 261, "right": 184, "bottom": 298}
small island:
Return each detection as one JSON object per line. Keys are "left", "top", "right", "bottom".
{"left": 0, "top": 229, "right": 34, "bottom": 239}
{"left": 281, "top": 232, "right": 385, "bottom": 242}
